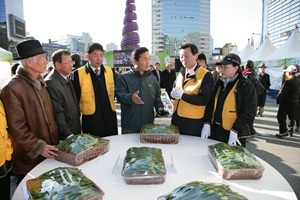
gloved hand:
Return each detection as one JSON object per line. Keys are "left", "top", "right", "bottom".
{"left": 201, "top": 124, "right": 211, "bottom": 139}
{"left": 170, "top": 87, "right": 184, "bottom": 99}
{"left": 228, "top": 130, "right": 241, "bottom": 146}
{"left": 156, "top": 109, "right": 170, "bottom": 117}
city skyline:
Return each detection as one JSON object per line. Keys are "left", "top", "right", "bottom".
{"left": 23, "top": 0, "right": 262, "bottom": 51}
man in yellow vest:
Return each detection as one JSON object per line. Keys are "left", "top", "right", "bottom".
{"left": 171, "top": 43, "right": 213, "bottom": 136}
{"left": 201, "top": 53, "right": 257, "bottom": 147}
{"left": 71, "top": 43, "right": 118, "bottom": 137}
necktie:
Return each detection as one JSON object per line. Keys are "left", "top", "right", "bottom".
{"left": 186, "top": 73, "right": 190, "bottom": 79}
{"left": 95, "top": 69, "right": 100, "bottom": 79}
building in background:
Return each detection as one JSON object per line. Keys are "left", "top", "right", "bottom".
{"left": 221, "top": 43, "right": 236, "bottom": 56}
{"left": 152, "top": 0, "right": 211, "bottom": 59}
{"left": 106, "top": 42, "right": 118, "bottom": 51}
{"left": 57, "top": 32, "right": 93, "bottom": 61}
{"left": 262, "top": 0, "right": 300, "bottom": 48}
{"left": 0, "top": 0, "right": 26, "bottom": 56}
{"left": 42, "top": 40, "right": 67, "bottom": 62}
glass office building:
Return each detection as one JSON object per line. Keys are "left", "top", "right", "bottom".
{"left": 262, "top": 0, "right": 300, "bottom": 48}
{"left": 152, "top": 0, "right": 210, "bottom": 57}
{"left": 0, "top": 0, "right": 25, "bottom": 49}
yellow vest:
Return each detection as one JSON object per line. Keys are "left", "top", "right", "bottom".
{"left": 78, "top": 66, "right": 116, "bottom": 115}
{"left": 173, "top": 67, "right": 208, "bottom": 119}
{"left": 213, "top": 80, "right": 239, "bottom": 130}
{"left": 0, "top": 100, "right": 13, "bottom": 166}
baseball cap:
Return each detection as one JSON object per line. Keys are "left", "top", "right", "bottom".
{"left": 284, "top": 65, "right": 298, "bottom": 73}
{"left": 216, "top": 53, "right": 241, "bottom": 66}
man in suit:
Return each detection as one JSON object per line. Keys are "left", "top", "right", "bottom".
{"left": 152, "top": 62, "right": 162, "bottom": 87}
{"left": 71, "top": 43, "right": 118, "bottom": 137}
{"left": 45, "top": 49, "right": 81, "bottom": 139}
{"left": 161, "top": 62, "right": 176, "bottom": 99}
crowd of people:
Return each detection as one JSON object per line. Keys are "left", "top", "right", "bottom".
{"left": 1, "top": 39, "right": 299, "bottom": 199}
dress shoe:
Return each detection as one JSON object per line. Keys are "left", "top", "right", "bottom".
{"left": 276, "top": 132, "right": 288, "bottom": 138}
{"left": 288, "top": 129, "right": 293, "bottom": 137}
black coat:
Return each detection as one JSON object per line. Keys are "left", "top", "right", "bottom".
{"left": 277, "top": 76, "right": 300, "bottom": 105}
{"left": 258, "top": 72, "right": 271, "bottom": 91}
{"left": 152, "top": 70, "right": 162, "bottom": 86}
{"left": 161, "top": 69, "right": 176, "bottom": 95}
{"left": 203, "top": 73, "right": 257, "bottom": 138}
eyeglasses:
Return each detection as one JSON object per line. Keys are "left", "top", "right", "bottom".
{"left": 62, "top": 61, "right": 75, "bottom": 65}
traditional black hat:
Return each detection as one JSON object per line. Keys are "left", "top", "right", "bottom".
{"left": 14, "top": 40, "right": 46, "bottom": 60}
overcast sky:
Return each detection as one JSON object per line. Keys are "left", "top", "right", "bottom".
{"left": 23, "top": 0, "right": 262, "bottom": 51}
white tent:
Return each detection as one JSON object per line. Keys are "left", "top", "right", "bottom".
{"left": 230, "top": 46, "right": 240, "bottom": 54}
{"left": 238, "top": 42, "right": 256, "bottom": 63}
{"left": 263, "top": 29, "right": 300, "bottom": 61}
{"left": 248, "top": 37, "right": 277, "bottom": 61}
{"left": 0, "top": 47, "right": 13, "bottom": 62}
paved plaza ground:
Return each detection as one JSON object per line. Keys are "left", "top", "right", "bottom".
{"left": 247, "top": 97, "right": 300, "bottom": 199}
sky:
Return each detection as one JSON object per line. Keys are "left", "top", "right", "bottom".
{"left": 23, "top": 0, "right": 262, "bottom": 52}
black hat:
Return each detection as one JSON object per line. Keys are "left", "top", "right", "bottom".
{"left": 216, "top": 53, "right": 241, "bottom": 66}
{"left": 197, "top": 53, "right": 206, "bottom": 61}
{"left": 14, "top": 40, "right": 46, "bottom": 60}
{"left": 258, "top": 63, "right": 267, "bottom": 68}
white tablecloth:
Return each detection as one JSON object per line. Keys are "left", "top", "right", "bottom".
{"left": 12, "top": 134, "right": 297, "bottom": 200}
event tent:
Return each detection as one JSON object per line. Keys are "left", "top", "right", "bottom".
{"left": 230, "top": 46, "right": 240, "bottom": 55}
{"left": 0, "top": 47, "right": 13, "bottom": 62}
{"left": 263, "top": 29, "right": 300, "bottom": 61}
{"left": 238, "top": 42, "right": 256, "bottom": 63}
{"left": 248, "top": 37, "right": 277, "bottom": 61}
{"left": 0, "top": 48, "right": 13, "bottom": 88}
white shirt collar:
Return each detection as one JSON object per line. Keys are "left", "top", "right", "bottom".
{"left": 186, "top": 63, "right": 197, "bottom": 76}
{"left": 90, "top": 65, "right": 101, "bottom": 74}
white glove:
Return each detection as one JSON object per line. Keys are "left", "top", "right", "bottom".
{"left": 170, "top": 87, "right": 184, "bottom": 99}
{"left": 228, "top": 130, "right": 241, "bottom": 146}
{"left": 201, "top": 124, "right": 211, "bottom": 139}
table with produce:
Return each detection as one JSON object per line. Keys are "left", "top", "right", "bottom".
{"left": 13, "top": 132, "right": 296, "bottom": 200}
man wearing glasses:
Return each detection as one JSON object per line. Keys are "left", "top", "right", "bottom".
{"left": 45, "top": 49, "right": 81, "bottom": 139}
{"left": 201, "top": 53, "right": 257, "bottom": 147}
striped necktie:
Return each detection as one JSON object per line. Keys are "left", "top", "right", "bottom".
{"left": 95, "top": 69, "right": 100, "bottom": 79}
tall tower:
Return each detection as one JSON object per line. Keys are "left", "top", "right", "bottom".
{"left": 121, "top": 0, "right": 140, "bottom": 50}
{"left": 152, "top": 0, "right": 211, "bottom": 58}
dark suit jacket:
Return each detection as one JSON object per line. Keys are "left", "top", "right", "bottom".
{"left": 45, "top": 69, "right": 81, "bottom": 139}
{"left": 161, "top": 69, "right": 176, "bottom": 95}
{"left": 152, "top": 70, "right": 162, "bottom": 86}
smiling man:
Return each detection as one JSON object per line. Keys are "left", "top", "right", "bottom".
{"left": 171, "top": 43, "right": 213, "bottom": 136}
{"left": 45, "top": 49, "right": 81, "bottom": 140}
{"left": 115, "top": 47, "right": 167, "bottom": 134}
